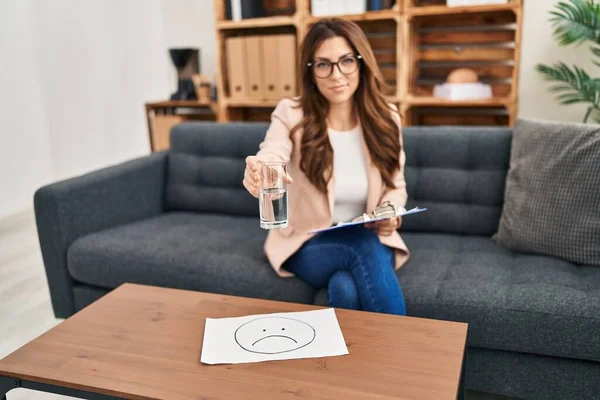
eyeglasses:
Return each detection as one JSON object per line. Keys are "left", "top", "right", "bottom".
{"left": 307, "top": 54, "right": 362, "bottom": 79}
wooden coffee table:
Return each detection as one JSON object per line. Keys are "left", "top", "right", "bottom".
{"left": 0, "top": 284, "right": 468, "bottom": 399}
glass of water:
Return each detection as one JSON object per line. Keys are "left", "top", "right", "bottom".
{"left": 259, "top": 161, "right": 288, "bottom": 230}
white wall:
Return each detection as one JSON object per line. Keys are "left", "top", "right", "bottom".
{"left": 0, "top": 1, "right": 53, "bottom": 219}
{"left": 0, "top": 0, "right": 172, "bottom": 219}
{"left": 33, "top": 0, "right": 172, "bottom": 182}
{"left": 519, "top": 0, "right": 598, "bottom": 123}
{"left": 161, "top": 0, "right": 216, "bottom": 87}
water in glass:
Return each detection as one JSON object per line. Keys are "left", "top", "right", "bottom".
{"left": 259, "top": 187, "right": 288, "bottom": 229}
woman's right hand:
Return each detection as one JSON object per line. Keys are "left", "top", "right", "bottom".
{"left": 243, "top": 156, "right": 293, "bottom": 198}
{"left": 242, "top": 156, "right": 293, "bottom": 198}
{"left": 243, "top": 156, "right": 262, "bottom": 198}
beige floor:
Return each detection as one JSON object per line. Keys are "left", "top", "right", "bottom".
{"left": 0, "top": 209, "right": 512, "bottom": 400}
{"left": 0, "top": 209, "right": 70, "bottom": 399}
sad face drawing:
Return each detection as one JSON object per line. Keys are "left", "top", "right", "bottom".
{"left": 234, "top": 317, "right": 316, "bottom": 354}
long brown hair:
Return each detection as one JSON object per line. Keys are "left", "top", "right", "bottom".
{"left": 290, "top": 18, "right": 401, "bottom": 194}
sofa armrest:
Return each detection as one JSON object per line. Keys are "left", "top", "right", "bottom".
{"left": 34, "top": 152, "right": 167, "bottom": 318}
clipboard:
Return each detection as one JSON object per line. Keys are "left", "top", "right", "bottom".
{"left": 308, "top": 207, "right": 427, "bottom": 234}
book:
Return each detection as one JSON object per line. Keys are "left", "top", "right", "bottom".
{"left": 368, "top": 0, "right": 383, "bottom": 11}
{"left": 226, "top": 0, "right": 265, "bottom": 20}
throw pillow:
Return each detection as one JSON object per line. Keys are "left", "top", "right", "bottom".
{"left": 493, "top": 118, "right": 600, "bottom": 266}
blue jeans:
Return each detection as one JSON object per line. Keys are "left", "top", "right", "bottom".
{"left": 283, "top": 225, "right": 406, "bottom": 315}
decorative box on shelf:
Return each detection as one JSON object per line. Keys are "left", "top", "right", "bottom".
{"left": 433, "top": 83, "right": 492, "bottom": 101}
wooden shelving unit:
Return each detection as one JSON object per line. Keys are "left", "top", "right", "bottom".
{"left": 213, "top": 0, "right": 522, "bottom": 127}
{"left": 145, "top": 101, "right": 218, "bottom": 151}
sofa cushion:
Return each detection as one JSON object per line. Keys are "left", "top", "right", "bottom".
{"left": 493, "top": 118, "right": 600, "bottom": 266}
{"left": 401, "top": 127, "right": 512, "bottom": 236}
{"left": 165, "top": 122, "right": 269, "bottom": 216}
{"left": 67, "top": 212, "right": 315, "bottom": 304}
{"left": 165, "top": 124, "right": 514, "bottom": 232}
{"left": 396, "top": 232, "right": 600, "bottom": 363}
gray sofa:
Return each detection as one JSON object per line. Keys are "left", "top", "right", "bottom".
{"left": 34, "top": 122, "right": 600, "bottom": 399}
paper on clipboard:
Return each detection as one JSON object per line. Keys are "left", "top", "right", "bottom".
{"left": 308, "top": 207, "right": 427, "bottom": 234}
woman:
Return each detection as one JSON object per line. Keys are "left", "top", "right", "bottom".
{"left": 242, "top": 18, "right": 409, "bottom": 315}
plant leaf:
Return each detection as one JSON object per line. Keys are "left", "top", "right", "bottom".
{"left": 549, "top": 84, "right": 576, "bottom": 93}
{"left": 558, "top": 95, "right": 587, "bottom": 104}
{"left": 536, "top": 62, "right": 599, "bottom": 105}
{"left": 591, "top": 45, "right": 600, "bottom": 67}
{"left": 590, "top": 107, "right": 600, "bottom": 123}
{"left": 549, "top": 0, "right": 600, "bottom": 46}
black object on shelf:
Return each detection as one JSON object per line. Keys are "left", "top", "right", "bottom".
{"left": 169, "top": 48, "right": 200, "bottom": 101}
{"left": 225, "top": 0, "right": 266, "bottom": 20}
{"left": 171, "top": 80, "right": 197, "bottom": 101}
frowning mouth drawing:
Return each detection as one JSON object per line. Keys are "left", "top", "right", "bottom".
{"left": 252, "top": 335, "right": 298, "bottom": 346}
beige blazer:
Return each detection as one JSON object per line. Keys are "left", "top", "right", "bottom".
{"left": 255, "top": 98, "right": 410, "bottom": 277}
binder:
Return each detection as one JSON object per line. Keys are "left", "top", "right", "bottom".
{"left": 261, "top": 35, "right": 280, "bottom": 100}
{"left": 226, "top": 37, "right": 247, "bottom": 99}
{"left": 277, "top": 35, "right": 297, "bottom": 98}
{"left": 245, "top": 36, "right": 264, "bottom": 99}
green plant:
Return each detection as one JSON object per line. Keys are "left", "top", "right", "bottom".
{"left": 536, "top": 0, "right": 600, "bottom": 123}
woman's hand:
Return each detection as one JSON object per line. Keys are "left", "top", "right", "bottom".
{"left": 243, "top": 156, "right": 293, "bottom": 198}
{"left": 365, "top": 216, "right": 402, "bottom": 236}
{"left": 243, "top": 156, "right": 261, "bottom": 198}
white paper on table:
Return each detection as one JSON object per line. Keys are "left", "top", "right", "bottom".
{"left": 200, "top": 308, "right": 348, "bottom": 365}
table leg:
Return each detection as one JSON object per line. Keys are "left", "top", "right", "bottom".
{"left": 457, "top": 344, "right": 467, "bottom": 400}
{"left": 0, "top": 375, "right": 124, "bottom": 399}
{"left": 0, "top": 376, "right": 18, "bottom": 400}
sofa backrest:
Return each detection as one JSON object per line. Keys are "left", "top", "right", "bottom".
{"left": 401, "top": 126, "right": 511, "bottom": 235}
{"left": 166, "top": 122, "right": 268, "bottom": 217}
{"left": 166, "top": 122, "right": 512, "bottom": 235}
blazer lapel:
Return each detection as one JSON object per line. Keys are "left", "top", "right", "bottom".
{"left": 326, "top": 167, "right": 335, "bottom": 218}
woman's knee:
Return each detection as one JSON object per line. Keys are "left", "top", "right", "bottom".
{"left": 328, "top": 271, "right": 360, "bottom": 309}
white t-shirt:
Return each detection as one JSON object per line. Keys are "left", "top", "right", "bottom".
{"left": 328, "top": 125, "right": 369, "bottom": 223}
